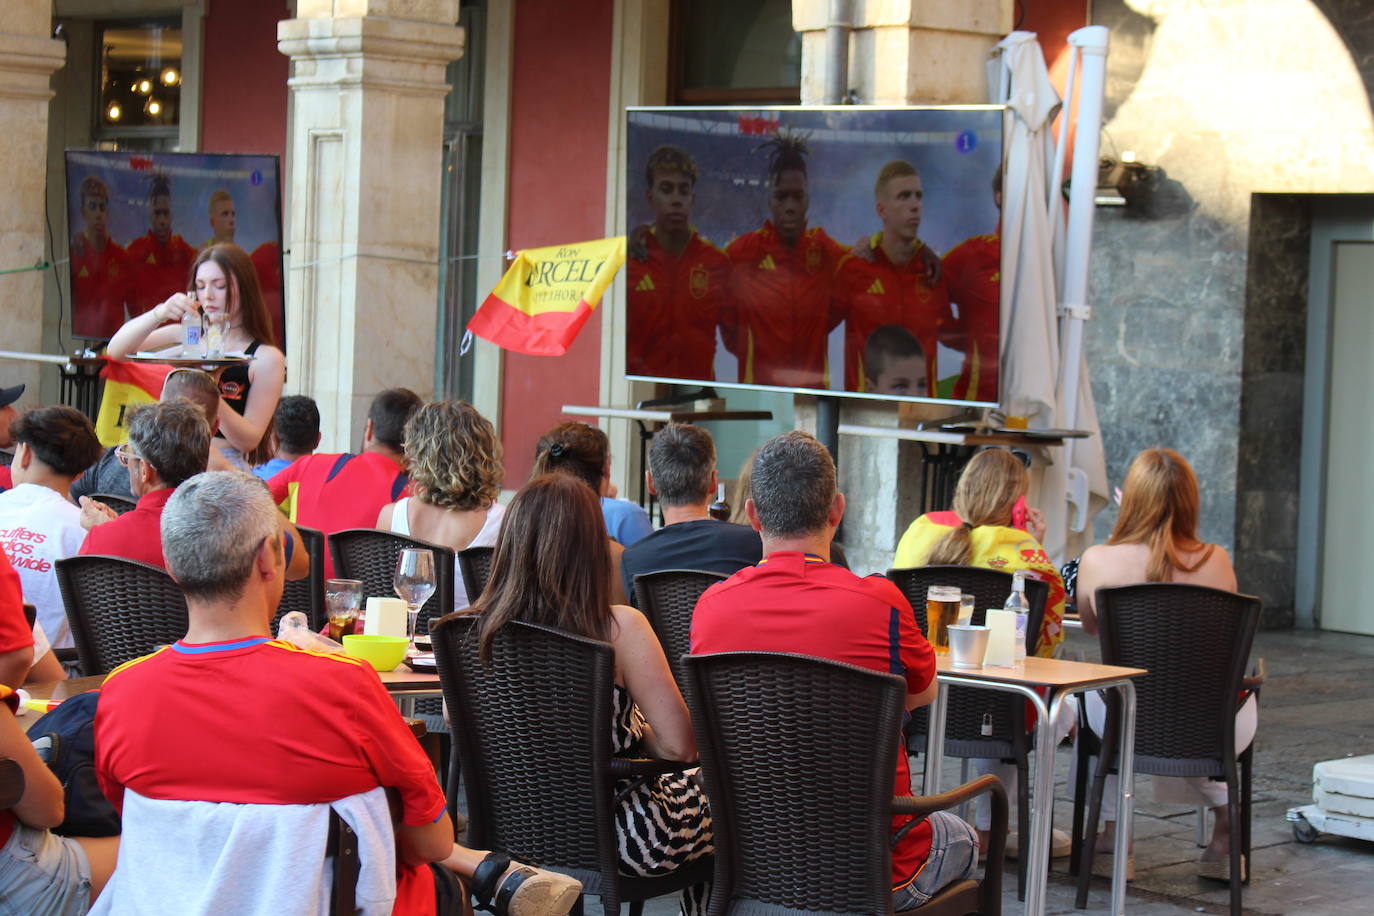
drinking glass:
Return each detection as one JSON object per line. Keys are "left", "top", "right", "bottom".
{"left": 324, "top": 578, "right": 363, "bottom": 642}
{"left": 924, "top": 585, "right": 962, "bottom": 654}
{"left": 393, "top": 549, "right": 436, "bottom": 655}
{"left": 959, "top": 593, "right": 976, "bottom": 626}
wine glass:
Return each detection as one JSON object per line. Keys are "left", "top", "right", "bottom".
{"left": 393, "top": 549, "right": 436, "bottom": 656}
{"left": 324, "top": 578, "right": 363, "bottom": 642}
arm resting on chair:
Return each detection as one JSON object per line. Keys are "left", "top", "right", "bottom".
{"left": 893, "top": 775, "right": 1007, "bottom": 913}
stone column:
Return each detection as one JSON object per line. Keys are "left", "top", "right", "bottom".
{"left": 0, "top": 5, "right": 65, "bottom": 401}
{"left": 791, "top": 0, "right": 1012, "bottom": 573}
{"left": 278, "top": 1, "right": 464, "bottom": 450}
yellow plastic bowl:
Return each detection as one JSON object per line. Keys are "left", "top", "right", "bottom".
{"left": 343, "top": 634, "right": 408, "bottom": 672}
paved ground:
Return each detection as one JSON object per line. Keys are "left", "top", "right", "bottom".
{"left": 634, "top": 627, "right": 1374, "bottom": 914}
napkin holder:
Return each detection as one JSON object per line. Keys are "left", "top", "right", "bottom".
{"left": 364, "top": 597, "right": 409, "bottom": 638}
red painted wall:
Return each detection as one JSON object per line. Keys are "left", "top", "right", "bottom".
{"left": 199, "top": 0, "right": 290, "bottom": 162}
{"left": 499, "top": 0, "right": 614, "bottom": 487}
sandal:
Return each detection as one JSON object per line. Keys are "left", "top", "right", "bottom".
{"left": 1197, "top": 853, "right": 1247, "bottom": 883}
{"left": 472, "top": 853, "right": 583, "bottom": 916}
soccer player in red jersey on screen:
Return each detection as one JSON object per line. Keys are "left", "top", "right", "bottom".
{"left": 724, "top": 132, "right": 847, "bottom": 389}
{"left": 943, "top": 166, "right": 1002, "bottom": 402}
{"left": 126, "top": 171, "right": 197, "bottom": 320}
{"left": 70, "top": 176, "right": 132, "bottom": 340}
{"left": 831, "top": 160, "right": 956, "bottom": 395}
{"left": 625, "top": 145, "right": 730, "bottom": 382}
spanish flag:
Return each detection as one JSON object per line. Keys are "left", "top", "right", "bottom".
{"left": 466, "top": 236, "right": 625, "bottom": 356}
{"left": 94, "top": 357, "right": 174, "bottom": 446}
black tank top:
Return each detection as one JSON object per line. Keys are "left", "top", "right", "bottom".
{"left": 218, "top": 340, "right": 262, "bottom": 418}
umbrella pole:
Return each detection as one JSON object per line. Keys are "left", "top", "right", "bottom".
{"left": 1057, "top": 25, "right": 1109, "bottom": 532}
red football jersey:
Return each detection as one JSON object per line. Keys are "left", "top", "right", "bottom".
{"left": 626, "top": 229, "right": 730, "bottom": 382}
{"left": 71, "top": 235, "right": 133, "bottom": 340}
{"left": 830, "top": 237, "right": 954, "bottom": 393}
{"left": 126, "top": 232, "right": 197, "bottom": 317}
{"left": 943, "top": 232, "right": 1001, "bottom": 402}
{"left": 725, "top": 223, "right": 847, "bottom": 388}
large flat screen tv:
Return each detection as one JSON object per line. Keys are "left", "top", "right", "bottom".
{"left": 624, "top": 106, "right": 1005, "bottom": 406}
{"left": 64, "top": 150, "right": 284, "bottom": 348}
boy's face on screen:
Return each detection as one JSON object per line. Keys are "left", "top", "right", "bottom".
{"left": 869, "top": 354, "right": 928, "bottom": 397}
{"left": 769, "top": 169, "right": 809, "bottom": 242}
{"left": 151, "top": 194, "right": 173, "bottom": 244}
{"left": 646, "top": 169, "right": 694, "bottom": 232}
{"left": 876, "top": 174, "right": 923, "bottom": 243}
{"left": 82, "top": 195, "right": 108, "bottom": 243}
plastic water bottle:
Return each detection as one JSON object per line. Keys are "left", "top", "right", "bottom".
{"left": 180, "top": 305, "right": 202, "bottom": 357}
{"left": 1004, "top": 570, "right": 1029, "bottom": 665}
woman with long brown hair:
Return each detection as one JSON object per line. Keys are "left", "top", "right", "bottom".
{"left": 376, "top": 400, "right": 504, "bottom": 610}
{"left": 1077, "top": 448, "right": 1249, "bottom": 880}
{"left": 108, "top": 243, "right": 284, "bottom": 467}
{"left": 530, "top": 421, "right": 630, "bottom": 603}
{"left": 471, "top": 473, "right": 712, "bottom": 914}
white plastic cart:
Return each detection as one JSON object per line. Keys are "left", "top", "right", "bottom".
{"left": 1287, "top": 754, "right": 1374, "bottom": 844}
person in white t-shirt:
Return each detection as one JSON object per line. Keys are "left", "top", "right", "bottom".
{"left": 0, "top": 406, "right": 105, "bottom": 649}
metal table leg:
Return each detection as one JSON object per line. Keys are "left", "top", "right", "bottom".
{"left": 923, "top": 680, "right": 949, "bottom": 795}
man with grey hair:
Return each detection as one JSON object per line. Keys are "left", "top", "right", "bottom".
{"left": 692, "top": 430, "right": 978, "bottom": 910}
{"left": 620, "top": 423, "right": 761, "bottom": 599}
{"left": 92, "top": 470, "right": 581, "bottom": 916}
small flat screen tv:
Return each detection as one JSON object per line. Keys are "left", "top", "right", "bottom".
{"left": 64, "top": 150, "right": 285, "bottom": 348}
{"left": 624, "top": 106, "right": 1005, "bottom": 406}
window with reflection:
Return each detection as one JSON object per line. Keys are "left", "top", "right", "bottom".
{"left": 97, "top": 22, "right": 181, "bottom": 148}
{"left": 670, "top": 0, "right": 801, "bottom": 104}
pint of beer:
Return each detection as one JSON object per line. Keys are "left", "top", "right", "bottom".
{"left": 925, "top": 585, "right": 962, "bottom": 654}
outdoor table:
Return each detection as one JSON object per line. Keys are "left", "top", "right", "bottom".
{"left": 923, "top": 655, "right": 1145, "bottom": 916}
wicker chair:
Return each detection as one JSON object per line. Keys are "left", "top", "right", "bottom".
{"left": 1073, "top": 583, "right": 1261, "bottom": 915}
{"left": 91, "top": 493, "right": 137, "bottom": 516}
{"left": 274, "top": 525, "right": 326, "bottom": 635}
{"left": 431, "top": 613, "right": 712, "bottom": 916}
{"left": 456, "top": 545, "right": 494, "bottom": 607}
{"left": 631, "top": 569, "right": 728, "bottom": 690}
{"left": 0, "top": 758, "right": 23, "bottom": 811}
{"left": 886, "top": 564, "right": 1048, "bottom": 900}
{"left": 22, "top": 603, "right": 36, "bottom": 630}
{"left": 684, "top": 651, "right": 1005, "bottom": 916}
{"left": 327, "top": 529, "right": 455, "bottom": 636}
{"left": 55, "top": 555, "right": 189, "bottom": 676}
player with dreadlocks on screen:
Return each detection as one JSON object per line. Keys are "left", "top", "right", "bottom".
{"left": 722, "top": 130, "right": 850, "bottom": 389}
{"left": 127, "top": 171, "right": 197, "bottom": 319}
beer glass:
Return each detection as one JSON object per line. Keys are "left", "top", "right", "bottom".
{"left": 925, "top": 585, "right": 962, "bottom": 654}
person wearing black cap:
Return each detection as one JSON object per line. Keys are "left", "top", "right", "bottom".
{"left": 0, "top": 383, "right": 23, "bottom": 492}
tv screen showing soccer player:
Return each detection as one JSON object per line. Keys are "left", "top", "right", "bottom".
{"left": 64, "top": 150, "right": 284, "bottom": 347}
{"left": 624, "top": 106, "right": 1005, "bottom": 407}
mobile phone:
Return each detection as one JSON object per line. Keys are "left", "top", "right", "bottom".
{"left": 1011, "top": 495, "right": 1028, "bottom": 530}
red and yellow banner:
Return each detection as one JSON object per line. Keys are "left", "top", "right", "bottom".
{"left": 94, "top": 357, "right": 174, "bottom": 446}
{"left": 466, "top": 237, "right": 625, "bottom": 356}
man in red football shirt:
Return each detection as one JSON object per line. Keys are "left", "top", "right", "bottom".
{"left": 692, "top": 431, "right": 978, "bottom": 908}
{"left": 93, "top": 471, "right": 580, "bottom": 915}
{"left": 625, "top": 145, "right": 730, "bottom": 382}
{"left": 944, "top": 167, "right": 1002, "bottom": 403}
{"left": 724, "top": 133, "right": 847, "bottom": 389}
{"left": 126, "top": 172, "right": 197, "bottom": 319}
{"left": 268, "top": 388, "right": 421, "bottom": 578}
{"left": 70, "top": 176, "right": 132, "bottom": 340}
{"left": 831, "top": 161, "right": 957, "bottom": 394}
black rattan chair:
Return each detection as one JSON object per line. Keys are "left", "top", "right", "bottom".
{"left": 22, "top": 603, "right": 36, "bottom": 630}
{"left": 0, "top": 758, "right": 23, "bottom": 811}
{"left": 55, "top": 555, "right": 189, "bottom": 675}
{"left": 327, "top": 529, "right": 455, "bottom": 636}
{"left": 431, "top": 613, "right": 711, "bottom": 916}
{"left": 456, "top": 545, "right": 494, "bottom": 607}
{"left": 632, "top": 569, "right": 728, "bottom": 690}
{"left": 90, "top": 493, "right": 137, "bottom": 516}
{"left": 684, "top": 651, "right": 1005, "bottom": 916}
{"left": 1073, "top": 583, "right": 1261, "bottom": 915}
{"left": 274, "top": 525, "right": 326, "bottom": 635}
{"left": 886, "top": 564, "right": 1049, "bottom": 899}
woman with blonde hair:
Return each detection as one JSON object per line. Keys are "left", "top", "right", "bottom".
{"left": 530, "top": 421, "right": 630, "bottom": 604}
{"left": 1077, "top": 448, "right": 1248, "bottom": 879}
{"left": 376, "top": 400, "right": 504, "bottom": 610}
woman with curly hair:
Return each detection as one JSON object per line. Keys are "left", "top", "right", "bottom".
{"left": 376, "top": 400, "right": 504, "bottom": 610}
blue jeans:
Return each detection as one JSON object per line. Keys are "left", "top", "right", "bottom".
{"left": 892, "top": 810, "right": 979, "bottom": 910}
{"left": 0, "top": 823, "right": 92, "bottom": 916}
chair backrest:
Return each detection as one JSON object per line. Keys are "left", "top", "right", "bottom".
{"left": 632, "top": 569, "right": 728, "bottom": 689}
{"left": 886, "top": 565, "right": 1048, "bottom": 754}
{"left": 456, "top": 545, "right": 494, "bottom": 607}
{"left": 1095, "top": 583, "right": 1260, "bottom": 777}
{"left": 91, "top": 493, "right": 137, "bottom": 516}
{"left": 327, "top": 529, "right": 455, "bottom": 635}
{"left": 22, "top": 603, "right": 36, "bottom": 630}
{"left": 684, "top": 651, "right": 906, "bottom": 915}
{"left": 55, "top": 555, "right": 189, "bottom": 676}
{"left": 274, "top": 525, "right": 326, "bottom": 635}
{"left": 431, "top": 613, "right": 617, "bottom": 888}
{"left": 0, "top": 757, "right": 23, "bottom": 810}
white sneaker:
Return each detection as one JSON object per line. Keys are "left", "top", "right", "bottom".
{"left": 1004, "top": 827, "right": 1073, "bottom": 859}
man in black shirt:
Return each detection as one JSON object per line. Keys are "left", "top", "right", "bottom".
{"left": 621, "top": 423, "right": 762, "bottom": 602}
